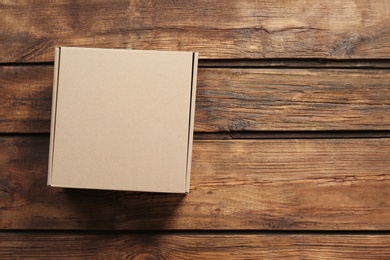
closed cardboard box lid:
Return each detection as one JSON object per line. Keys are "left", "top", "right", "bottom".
{"left": 48, "top": 47, "right": 198, "bottom": 193}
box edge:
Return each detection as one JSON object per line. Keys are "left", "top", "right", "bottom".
{"left": 47, "top": 47, "right": 61, "bottom": 186}
{"left": 185, "top": 52, "right": 199, "bottom": 193}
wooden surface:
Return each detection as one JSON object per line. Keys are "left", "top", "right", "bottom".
{"left": 1, "top": 137, "right": 390, "bottom": 230}
{"left": 2, "top": 66, "right": 390, "bottom": 133}
{"left": 1, "top": 0, "right": 390, "bottom": 258}
{"left": 2, "top": 0, "right": 390, "bottom": 61}
{"left": 1, "top": 233, "right": 389, "bottom": 259}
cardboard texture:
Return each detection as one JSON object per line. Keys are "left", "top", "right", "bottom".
{"left": 48, "top": 47, "right": 198, "bottom": 193}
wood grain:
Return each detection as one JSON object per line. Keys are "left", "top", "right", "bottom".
{"left": 1, "top": 136, "right": 389, "bottom": 230}
{"left": 2, "top": 0, "right": 390, "bottom": 62}
{"left": 1, "top": 232, "right": 390, "bottom": 259}
{"left": 2, "top": 66, "right": 390, "bottom": 133}
{"left": 201, "top": 59, "right": 390, "bottom": 69}
{"left": 197, "top": 68, "right": 390, "bottom": 132}
{"left": 0, "top": 66, "right": 53, "bottom": 133}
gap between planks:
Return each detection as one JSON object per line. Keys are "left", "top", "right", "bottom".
{"left": 1, "top": 230, "right": 390, "bottom": 236}
{"left": 2, "top": 59, "right": 390, "bottom": 69}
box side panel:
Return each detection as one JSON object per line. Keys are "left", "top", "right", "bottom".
{"left": 185, "top": 52, "right": 199, "bottom": 193}
{"left": 47, "top": 47, "right": 61, "bottom": 185}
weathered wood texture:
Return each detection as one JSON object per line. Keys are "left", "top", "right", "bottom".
{"left": 2, "top": 66, "right": 390, "bottom": 133}
{"left": 201, "top": 59, "right": 390, "bottom": 69}
{"left": 1, "top": 137, "right": 389, "bottom": 230}
{"left": 0, "top": 66, "right": 52, "bottom": 133}
{"left": 198, "top": 68, "right": 390, "bottom": 132}
{"left": 2, "top": 0, "right": 390, "bottom": 62}
{"left": 1, "top": 233, "right": 390, "bottom": 259}
{"left": 2, "top": 0, "right": 390, "bottom": 257}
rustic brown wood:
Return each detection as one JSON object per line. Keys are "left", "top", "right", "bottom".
{"left": 2, "top": 1, "right": 390, "bottom": 62}
{"left": 2, "top": 0, "right": 390, "bottom": 256}
{"left": 1, "top": 136, "right": 389, "bottom": 230}
{"left": 196, "top": 131, "right": 390, "bottom": 140}
{"left": 0, "top": 66, "right": 53, "bottom": 133}
{"left": 196, "top": 68, "right": 390, "bottom": 132}
{"left": 2, "top": 66, "right": 390, "bottom": 133}
{"left": 201, "top": 59, "right": 390, "bottom": 69}
{"left": 1, "top": 232, "right": 390, "bottom": 259}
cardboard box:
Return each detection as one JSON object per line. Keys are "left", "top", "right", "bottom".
{"left": 48, "top": 47, "right": 198, "bottom": 193}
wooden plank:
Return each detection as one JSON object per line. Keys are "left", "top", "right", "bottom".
{"left": 1, "top": 233, "right": 390, "bottom": 259}
{"left": 196, "top": 68, "right": 390, "bottom": 132}
{"left": 2, "top": 0, "right": 390, "bottom": 62}
{"left": 0, "top": 66, "right": 53, "bottom": 133}
{"left": 1, "top": 136, "right": 389, "bottom": 230}
{"left": 196, "top": 131, "right": 390, "bottom": 140}
{"left": 2, "top": 66, "right": 390, "bottom": 133}
{"left": 201, "top": 59, "right": 390, "bottom": 69}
